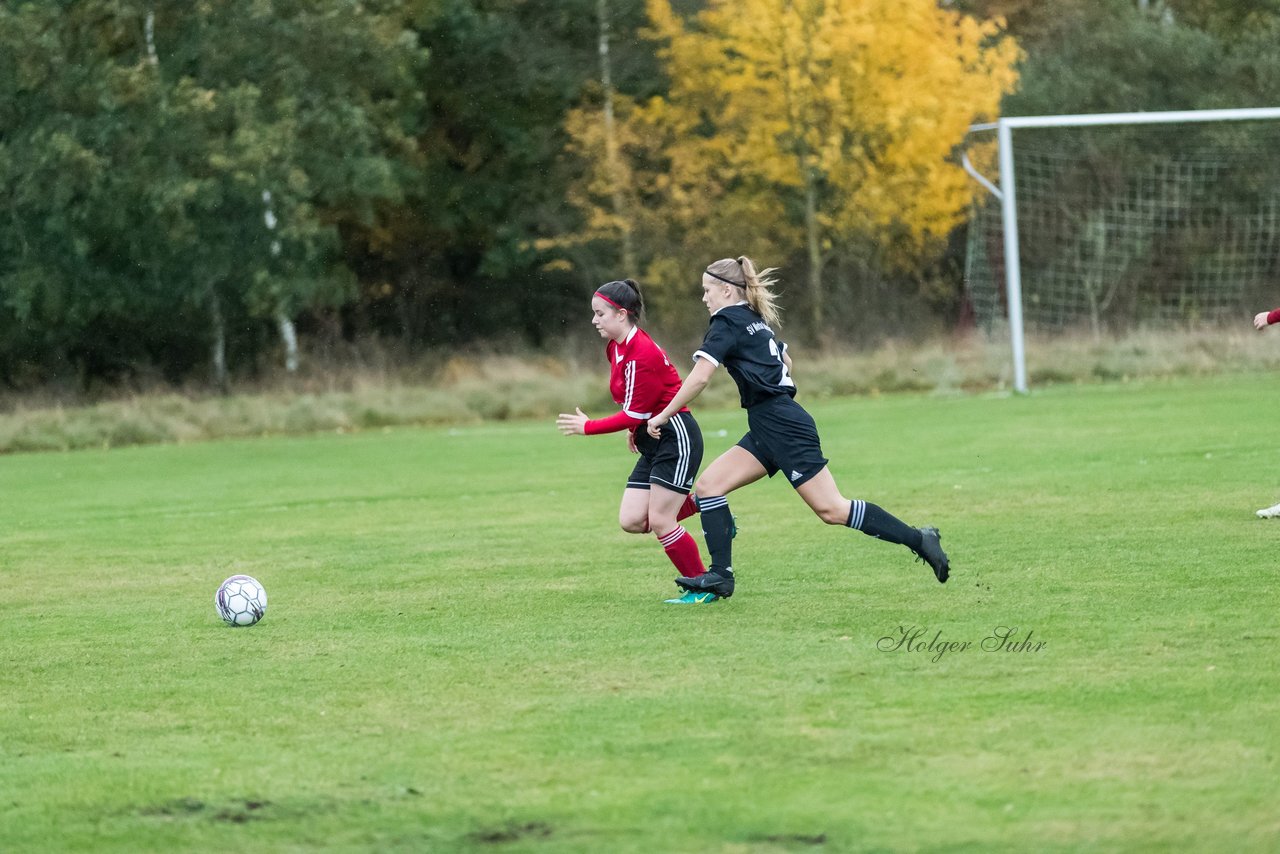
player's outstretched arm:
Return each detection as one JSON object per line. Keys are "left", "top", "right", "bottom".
{"left": 1254, "top": 310, "right": 1278, "bottom": 330}
{"left": 559, "top": 407, "right": 647, "bottom": 435}
{"left": 556, "top": 407, "right": 590, "bottom": 435}
{"left": 647, "top": 358, "right": 717, "bottom": 438}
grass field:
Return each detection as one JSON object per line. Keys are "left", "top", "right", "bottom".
{"left": 3, "top": 374, "right": 1279, "bottom": 852}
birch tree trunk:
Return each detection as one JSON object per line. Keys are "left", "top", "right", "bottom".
{"left": 145, "top": 10, "right": 159, "bottom": 67}
{"left": 276, "top": 310, "right": 299, "bottom": 373}
{"left": 261, "top": 189, "right": 299, "bottom": 373}
{"left": 210, "top": 291, "right": 229, "bottom": 393}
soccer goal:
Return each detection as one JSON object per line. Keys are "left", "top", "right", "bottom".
{"left": 963, "top": 107, "right": 1280, "bottom": 393}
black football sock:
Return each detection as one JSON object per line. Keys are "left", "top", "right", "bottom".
{"left": 847, "top": 500, "right": 923, "bottom": 551}
{"left": 697, "top": 495, "right": 735, "bottom": 575}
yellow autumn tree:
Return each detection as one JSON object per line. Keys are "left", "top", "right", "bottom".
{"left": 565, "top": 0, "right": 1020, "bottom": 337}
{"left": 562, "top": 86, "right": 795, "bottom": 327}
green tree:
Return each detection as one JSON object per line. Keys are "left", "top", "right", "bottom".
{"left": 1165, "top": 0, "right": 1280, "bottom": 34}
{"left": 0, "top": 0, "right": 427, "bottom": 387}
{"left": 345, "top": 0, "right": 662, "bottom": 352}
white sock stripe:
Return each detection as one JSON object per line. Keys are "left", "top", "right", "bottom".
{"left": 699, "top": 495, "right": 729, "bottom": 512}
{"left": 849, "top": 499, "right": 866, "bottom": 530}
{"left": 658, "top": 527, "right": 687, "bottom": 547}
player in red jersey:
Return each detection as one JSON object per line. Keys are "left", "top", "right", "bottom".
{"left": 1253, "top": 306, "right": 1280, "bottom": 517}
{"left": 557, "top": 279, "right": 712, "bottom": 602}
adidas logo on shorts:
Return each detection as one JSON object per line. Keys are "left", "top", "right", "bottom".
{"left": 790, "top": 470, "right": 803, "bottom": 482}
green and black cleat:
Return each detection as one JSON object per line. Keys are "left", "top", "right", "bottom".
{"left": 663, "top": 591, "right": 720, "bottom": 604}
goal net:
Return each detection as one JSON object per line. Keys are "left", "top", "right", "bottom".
{"left": 965, "top": 110, "right": 1280, "bottom": 370}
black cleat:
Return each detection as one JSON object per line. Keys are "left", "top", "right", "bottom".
{"left": 914, "top": 527, "right": 949, "bottom": 583}
{"left": 674, "top": 570, "right": 735, "bottom": 598}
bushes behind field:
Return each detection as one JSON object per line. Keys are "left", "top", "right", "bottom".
{"left": 1, "top": 327, "right": 1277, "bottom": 454}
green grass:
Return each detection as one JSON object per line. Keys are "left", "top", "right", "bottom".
{"left": 3, "top": 374, "right": 1279, "bottom": 852}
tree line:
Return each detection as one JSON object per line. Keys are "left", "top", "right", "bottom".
{"left": 2, "top": 0, "right": 1278, "bottom": 391}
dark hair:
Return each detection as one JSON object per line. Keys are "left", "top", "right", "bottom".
{"left": 594, "top": 278, "right": 644, "bottom": 324}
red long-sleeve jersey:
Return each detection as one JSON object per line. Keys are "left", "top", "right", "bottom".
{"left": 584, "top": 326, "right": 688, "bottom": 435}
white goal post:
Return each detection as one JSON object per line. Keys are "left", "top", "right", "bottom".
{"left": 963, "top": 107, "right": 1280, "bottom": 393}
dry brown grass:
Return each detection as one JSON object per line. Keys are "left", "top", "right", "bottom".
{"left": 2, "top": 326, "right": 1277, "bottom": 454}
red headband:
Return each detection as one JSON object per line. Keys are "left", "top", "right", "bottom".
{"left": 594, "top": 291, "right": 626, "bottom": 312}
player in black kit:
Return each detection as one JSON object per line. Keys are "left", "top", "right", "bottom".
{"left": 646, "top": 256, "right": 949, "bottom": 599}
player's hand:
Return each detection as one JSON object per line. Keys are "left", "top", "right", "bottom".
{"left": 1254, "top": 311, "right": 1271, "bottom": 330}
{"left": 627, "top": 429, "right": 638, "bottom": 454}
{"left": 646, "top": 413, "right": 669, "bottom": 439}
{"left": 556, "top": 407, "right": 589, "bottom": 436}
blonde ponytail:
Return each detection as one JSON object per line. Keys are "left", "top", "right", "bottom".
{"left": 706, "top": 256, "right": 782, "bottom": 328}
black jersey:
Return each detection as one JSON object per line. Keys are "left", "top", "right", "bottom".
{"left": 693, "top": 303, "right": 796, "bottom": 409}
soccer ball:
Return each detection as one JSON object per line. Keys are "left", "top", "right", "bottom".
{"left": 215, "top": 575, "right": 267, "bottom": 627}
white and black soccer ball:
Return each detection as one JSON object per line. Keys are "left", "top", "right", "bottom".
{"left": 215, "top": 575, "right": 267, "bottom": 627}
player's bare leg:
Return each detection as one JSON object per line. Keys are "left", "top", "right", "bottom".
{"left": 649, "top": 483, "right": 706, "bottom": 579}
{"left": 696, "top": 445, "right": 770, "bottom": 498}
{"left": 618, "top": 486, "right": 652, "bottom": 533}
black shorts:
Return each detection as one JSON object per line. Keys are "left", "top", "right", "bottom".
{"left": 627, "top": 411, "right": 703, "bottom": 494}
{"left": 738, "top": 396, "right": 829, "bottom": 489}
